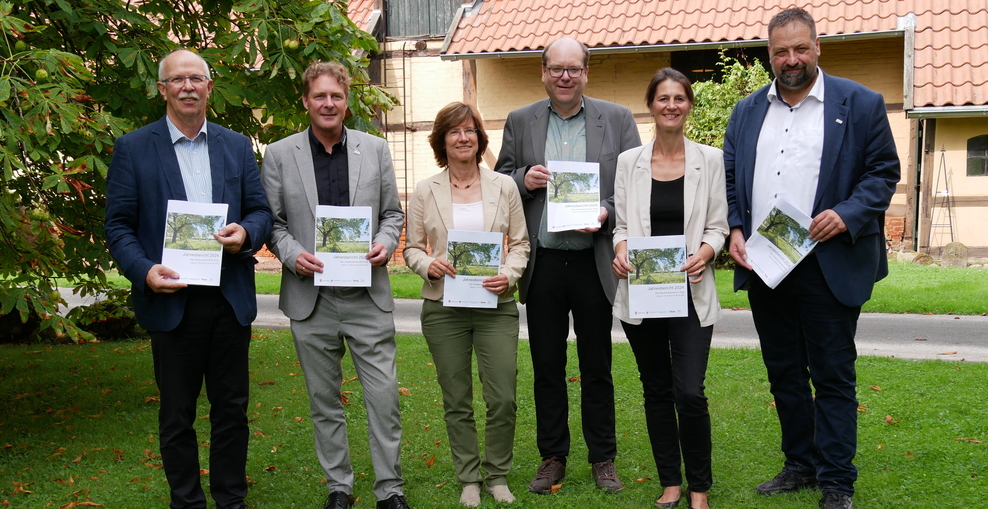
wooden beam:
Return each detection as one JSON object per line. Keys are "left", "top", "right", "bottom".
{"left": 462, "top": 59, "right": 478, "bottom": 109}
{"left": 918, "top": 118, "right": 936, "bottom": 252}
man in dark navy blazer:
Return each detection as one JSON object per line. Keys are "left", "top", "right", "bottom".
{"left": 724, "top": 9, "right": 899, "bottom": 509}
{"left": 104, "top": 49, "right": 272, "bottom": 509}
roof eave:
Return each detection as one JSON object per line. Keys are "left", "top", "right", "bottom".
{"left": 440, "top": 29, "right": 904, "bottom": 61}
{"left": 906, "top": 106, "right": 988, "bottom": 119}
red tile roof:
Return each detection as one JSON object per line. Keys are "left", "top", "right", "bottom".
{"left": 347, "top": 0, "right": 378, "bottom": 33}
{"left": 443, "top": 0, "right": 988, "bottom": 108}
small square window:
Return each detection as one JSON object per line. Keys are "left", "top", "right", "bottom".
{"left": 967, "top": 134, "right": 988, "bottom": 176}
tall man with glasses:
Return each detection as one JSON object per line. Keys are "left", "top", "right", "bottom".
{"left": 261, "top": 61, "right": 410, "bottom": 509}
{"left": 105, "top": 49, "right": 273, "bottom": 509}
{"left": 724, "top": 8, "right": 900, "bottom": 509}
{"left": 495, "top": 37, "right": 641, "bottom": 495}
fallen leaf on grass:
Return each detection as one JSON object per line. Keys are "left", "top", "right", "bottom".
{"left": 2, "top": 499, "right": 9, "bottom": 506}
{"left": 550, "top": 484, "right": 562, "bottom": 493}
{"left": 144, "top": 397, "right": 160, "bottom": 403}
{"left": 870, "top": 385, "right": 881, "bottom": 391}
{"left": 884, "top": 415, "right": 901, "bottom": 424}
{"left": 199, "top": 469, "right": 209, "bottom": 476}
{"left": 246, "top": 476, "right": 258, "bottom": 485}
{"left": 100, "top": 389, "right": 112, "bottom": 396}
{"left": 635, "top": 478, "right": 651, "bottom": 482}
{"left": 254, "top": 431, "right": 270, "bottom": 438}
{"left": 258, "top": 381, "right": 275, "bottom": 386}
{"left": 425, "top": 455, "right": 435, "bottom": 467}
{"left": 398, "top": 387, "right": 412, "bottom": 396}
{"left": 72, "top": 454, "right": 83, "bottom": 463}
{"left": 905, "top": 451, "right": 915, "bottom": 459}
{"left": 59, "top": 503, "right": 103, "bottom": 508}
{"left": 955, "top": 438, "right": 983, "bottom": 444}
{"left": 857, "top": 405, "right": 869, "bottom": 413}
{"left": 435, "top": 482, "right": 447, "bottom": 488}
{"left": 915, "top": 338, "right": 927, "bottom": 341}
{"left": 343, "top": 375, "right": 359, "bottom": 384}
{"left": 264, "top": 466, "right": 277, "bottom": 471}
{"left": 877, "top": 444, "right": 884, "bottom": 449}
{"left": 11, "top": 481, "right": 34, "bottom": 494}
{"left": 294, "top": 416, "right": 303, "bottom": 422}
{"left": 112, "top": 449, "right": 123, "bottom": 461}
{"left": 567, "top": 377, "right": 581, "bottom": 383}
{"left": 341, "top": 392, "right": 352, "bottom": 405}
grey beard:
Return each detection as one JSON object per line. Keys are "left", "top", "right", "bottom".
{"left": 778, "top": 69, "right": 810, "bottom": 88}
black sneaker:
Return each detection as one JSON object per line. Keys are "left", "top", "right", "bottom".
{"left": 820, "top": 492, "right": 853, "bottom": 509}
{"left": 755, "top": 470, "right": 818, "bottom": 495}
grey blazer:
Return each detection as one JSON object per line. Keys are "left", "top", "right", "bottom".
{"left": 494, "top": 96, "right": 642, "bottom": 304}
{"left": 261, "top": 128, "right": 404, "bottom": 320}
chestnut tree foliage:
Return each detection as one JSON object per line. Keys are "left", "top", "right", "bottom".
{"left": 0, "top": 0, "right": 394, "bottom": 341}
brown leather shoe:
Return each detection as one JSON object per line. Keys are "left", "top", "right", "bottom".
{"left": 592, "top": 459, "right": 623, "bottom": 493}
{"left": 528, "top": 457, "right": 565, "bottom": 494}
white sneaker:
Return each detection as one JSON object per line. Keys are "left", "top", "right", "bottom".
{"left": 460, "top": 484, "right": 481, "bottom": 507}
{"left": 486, "top": 484, "right": 516, "bottom": 503}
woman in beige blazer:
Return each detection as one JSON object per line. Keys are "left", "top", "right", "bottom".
{"left": 611, "top": 69, "right": 728, "bottom": 509}
{"left": 404, "top": 102, "right": 530, "bottom": 507}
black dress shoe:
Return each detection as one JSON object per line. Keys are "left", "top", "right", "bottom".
{"left": 376, "top": 494, "right": 411, "bottom": 509}
{"left": 324, "top": 491, "right": 355, "bottom": 509}
{"left": 755, "top": 470, "right": 818, "bottom": 495}
{"left": 820, "top": 492, "right": 853, "bottom": 509}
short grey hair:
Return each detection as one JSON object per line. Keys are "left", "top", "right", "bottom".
{"left": 158, "top": 49, "right": 211, "bottom": 81}
{"left": 768, "top": 8, "right": 818, "bottom": 40}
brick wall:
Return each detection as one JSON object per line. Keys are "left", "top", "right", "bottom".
{"left": 885, "top": 215, "right": 906, "bottom": 251}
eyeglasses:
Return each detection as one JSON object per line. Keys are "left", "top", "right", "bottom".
{"left": 446, "top": 128, "right": 479, "bottom": 138}
{"left": 159, "top": 75, "right": 209, "bottom": 86}
{"left": 545, "top": 66, "right": 585, "bottom": 78}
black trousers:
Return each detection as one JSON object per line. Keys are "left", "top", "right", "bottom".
{"left": 748, "top": 254, "right": 861, "bottom": 496}
{"left": 150, "top": 287, "right": 250, "bottom": 509}
{"left": 621, "top": 297, "right": 713, "bottom": 492}
{"left": 526, "top": 248, "right": 616, "bottom": 464}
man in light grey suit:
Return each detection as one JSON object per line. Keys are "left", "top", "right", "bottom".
{"left": 261, "top": 62, "right": 411, "bottom": 509}
{"left": 494, "top": 37, "right": 641, "bottom": 495}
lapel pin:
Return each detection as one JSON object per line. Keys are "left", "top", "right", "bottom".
{"left": 353, "top": 149, "right": 360, "bottom": 155}
{"left": 489, "top": 199, "right": 495, "bottom": 204}
{"left": 835, "top": 119, "right": 843, "bottom": 124}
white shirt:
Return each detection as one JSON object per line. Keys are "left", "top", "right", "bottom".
{"left": 452, "top": 201, "right": 484, "bottom": 232}
{"left": 751, "top": 68, "right": 826, "bottom": 227}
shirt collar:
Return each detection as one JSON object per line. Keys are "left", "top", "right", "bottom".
{"left": 548, "top": 98, "right": 586, "bottom": 120}
{"left": 767, "top": 67, "right": 826, "bottom": 106}
{"left": 165, "top": 115, "right": 208, "bottom": 144}
{"left": 308, "top": 126, "right": 347, "bottom": 154}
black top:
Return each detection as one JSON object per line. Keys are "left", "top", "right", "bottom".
{"left": 309, "top": 127, "right": 350, "bottom": 207}
{"left": 650, "top": 176, "right": 685, "bottom": 236}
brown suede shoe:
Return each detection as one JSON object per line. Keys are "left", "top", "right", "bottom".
{"left": 528, "top": 457, "right": 565, "bottom": 494}
{"left": 592, "top": 459, "right": 623, "bottom": 493}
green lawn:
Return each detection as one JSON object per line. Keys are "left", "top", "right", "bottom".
{"left": 86, "top": 261, "right": 988, "bottom": 315}
{"left": 1, "top": 332, "right": 985, "bottom": 507}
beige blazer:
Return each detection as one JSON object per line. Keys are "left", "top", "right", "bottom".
{"left": 612, "top": 138, "right": 729, "bottom": 327}
{"left": 404, "top": 167, "right": 530, "bottom": 303}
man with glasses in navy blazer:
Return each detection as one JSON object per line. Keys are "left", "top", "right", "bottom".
{"left": 105, "top": 49, "right": 272, "bottom": 509}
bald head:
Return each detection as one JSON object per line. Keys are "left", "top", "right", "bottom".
{"left": 158, "top": 49, "right": 210, "bottom": 82}
{"left": 542, "top": 37, "right": 589, "bottom": 68}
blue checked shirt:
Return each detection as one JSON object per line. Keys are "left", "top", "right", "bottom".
{"left": 166, "top": 116, "right": 212, "bottom": 203}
